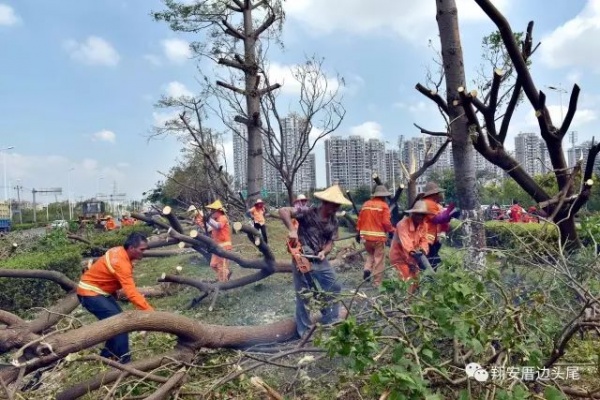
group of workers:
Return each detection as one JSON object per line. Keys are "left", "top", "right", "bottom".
{"left": 76, "top": 182, "right": 459, "bottom": 363}
{"left": 356, "top": 182, "right": 457, "bottom": 291}
{"left": 488, "top": 200, "right": 543, "bottom": 223}
{"left": 102, "top": 214, "right": 137, "bottom": 231}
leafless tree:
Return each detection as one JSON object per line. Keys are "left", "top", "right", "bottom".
{"left": 417, "top": 0, "right": 600, "bottom": 249}
{"left": 154, "top": 0, "right": 285, "bottom": 205}
{"left": 400, "top": 134, "right": 451, "bottom": 207}
{"left": 259, "top": 55, "right": 345, "bottom": 203}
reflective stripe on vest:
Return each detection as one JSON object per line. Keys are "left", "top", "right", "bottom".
{"left": 426, "top": 234, "right": 436, "bottom": 241}
{"left": 362, "top": 207, "right": 383, "bottom": 212}
{"left": 219, "top": 241, "right": 232, "bottom": 247}
{"left": 105, "top": 251, "right": 116, "bottom": 274}
{"left": 78, "top": 281, "right": 111, "bottom": 296}
{"left": 360, "top": 230, "right": 387, "bottom": 237}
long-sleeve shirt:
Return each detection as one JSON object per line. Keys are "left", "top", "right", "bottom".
{"left": 77, "top": 246, "right": 153, "bottom": 311}
{"left": 389, "top": 217, "right": 430, "bottom": 267}
{"left": 423, "top": 198, "right": 444, "bottom": 244}
{"left": 249, "top": 206, "right": 266, "bottom": 225}
{"left": 356, "top": 198, "right": 394, "bottom": 242}
{"left": 209, "top": 213, "right": 232, "bottom": 250}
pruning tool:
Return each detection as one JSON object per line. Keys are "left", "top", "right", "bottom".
{"left": 287, "top": 238, "right": 321, "bottom": 295}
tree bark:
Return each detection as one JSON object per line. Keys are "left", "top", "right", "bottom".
{"left": 243, "top": 4, "right": 263, "bottom": 204}
{"left": 435, "top": 0, "right": 486, "bottom": 270}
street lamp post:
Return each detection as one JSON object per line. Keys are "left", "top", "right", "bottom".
{"left": 546, "top": 84, "right": 568, "bottom": 125}
{"left": 97, "top": 176, "right": 104, "bottom": 199}
{"left": 1, "top": 146, "right": 15, "bottom": 203}
{"left": 67, "top": 168, "right": 75, "bottom": 221}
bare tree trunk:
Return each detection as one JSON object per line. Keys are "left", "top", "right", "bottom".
{"left": 436, "top": 0, "right": 486, "bottom": 270}
{"left": 407, "top": 180, "right": 418, "bottom": 208}
{"left": 243, "top": 6, "right": 263, "bottom": 204}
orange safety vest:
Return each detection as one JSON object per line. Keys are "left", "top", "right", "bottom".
{"left": 356, "top": 198, "right": 394, "bottom": 242}
{"left": 211, "top": 213, "right": 232, "bottom": 250}
{"left": 105, "top": 219, "right": 117, "bottom": 230}
{"left": 389, "top": 217, "right": 430, "bottom": 267}
{"left": 77, "top": 247, "right": 153, "bottom": 311}
{"left": 249, "top": 206, "right": 266, "bottom": 225}
{"left": 423, "top": 198, "right": 443, "bottom": 244}
{"left": 509, "top": 205, "right": 524, "bottom": 223}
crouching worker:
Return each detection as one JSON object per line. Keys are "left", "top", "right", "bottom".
{"left": 279, "top": 185, "right": 351, "bottom": 338}
{"left": 389, "top": 200, "right": 433, "bottom": 294}
{"left": 77, "top": 232, "right": 154, "bottom": 363}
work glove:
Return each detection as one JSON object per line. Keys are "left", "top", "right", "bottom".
{"left": 355, "top": 234, "right": 361, "bottom": 244}
{"left": 450, "top": 209, "right": 461, "bottom": 219}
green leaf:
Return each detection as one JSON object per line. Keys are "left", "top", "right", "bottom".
{"left": 543, "top": 387, "right": 567, "bottom": 400}
{"left": 422, "top": 348, "right": 434, "bottom": 359}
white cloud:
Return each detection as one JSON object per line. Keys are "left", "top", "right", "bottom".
{"left": 143, "top": 54, "right": 162, "bottom": 66}
{"left": 117, "top": 162, "right": 130, "bottom": 168}
{"left": 285, "top": 0, "right": 511, "bottom": 43}
{"left": 0, "top": 4, "right": 20, "bottom": 26}
{"left": 164, "top": 81, "right": 193, "bottom": 98}
{"left": 6, "top": 153, "right": 127, "bottom": 199}
{"left": 540, "top": 0, "right": 600, "bottom": 71}
{"left": 161, "top": 39, "right": 191, "bottom": 64}
{"left": 64, "top": 36, "right": 120, "bottom": 67}
{"left": 349, "top": 121, "right": 383, "bottom": 140}
{"left": 153, "top": 110, "right": 180, "bottom": 127}
{"left": 266, "top": 62, "right": 341, "bottom": 96}
{"left": 393, "top": 100, "right": 431, "bottom": 114}
{"left": 92, "top": 130, "right": 116, "bottom": 143}
{"left": 82, "top": 158, "right": 98, "bottom": 171}
{"left": 526, "top": 105, "right": 597, "bottom": 129}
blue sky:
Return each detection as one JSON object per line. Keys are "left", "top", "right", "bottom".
{"left": 1, "top": 0, "right": 599, "bottom": 204}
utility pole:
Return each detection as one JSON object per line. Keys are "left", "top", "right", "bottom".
{"left": 14, "top": 184, "right": 22, "bottom": 224}
{"left": 32, "top": 188, "right": 62, "bottom": 223}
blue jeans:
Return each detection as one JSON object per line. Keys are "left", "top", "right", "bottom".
{"left": 78, "top": 295, "right": 131, "bottom": 363}
{"left": 293, "top": 258, "right": 342, "bottom": 338}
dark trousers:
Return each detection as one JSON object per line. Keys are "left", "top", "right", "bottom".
{"left": 78, "top": 295, "right": 131, "bottom": 363}
{"left": 427, "top": 241, "right": 442, "bottom": 271}
{"left": 292, "top": 259, "right": 341, "bottom": 338}
{"left": 254, "top": 223, "right": 268, "bottom": 244}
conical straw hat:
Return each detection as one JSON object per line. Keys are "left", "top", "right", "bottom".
{"left": 405, "top": 200, "right": 434, "bottom": 214}
{"left": 206, "top": 199, "right": 226, "bottom": 212}
{"left": 313, "top": 185, "right": 352, "bottom": 206}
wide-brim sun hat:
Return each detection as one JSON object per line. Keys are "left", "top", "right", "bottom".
{"left": 405, "top": 200, "right": 434, "bottom": 215}
{"left": 206, "top": 199, "right": 226, "bottom": 212}
{"left": 421, "top": 182, "right": 445, "bottom": 198}
{"left": 294, "top": 194, "right": 307, "bottom": 204}
{"left": 313, "top": 185, "right": 352, "bottom": 206}
{"left": 372, "top": 185, "right": 392, "bottom": 198}
{"left": 254, "top": 199, "right": 264, "bottom": 205}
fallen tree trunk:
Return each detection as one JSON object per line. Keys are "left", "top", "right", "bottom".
{"left": 1, "top": 310, "right": 300, "bottom": 385}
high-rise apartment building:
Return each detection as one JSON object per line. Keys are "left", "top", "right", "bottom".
{"left": 232, "top": 114, "right": 316, "bottom": 195}
{"left": 514, "top": 132, "right": 550, "bottom": 176}
{"left": 232, "top": 127, "right": 247, "bottom": 192}
{"left": 325, "top": 136, "right": 388, "bottom": 189}
{"left": 384, "top": 149, "right": 400, "bottom": 189}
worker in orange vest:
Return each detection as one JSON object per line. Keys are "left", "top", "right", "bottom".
{"left": 509, "top": 199, "right": 525, "bottom": 223}
{"left": 356, "top": 185, "right": 395, "bottom": 285}
{"left": 76, "top": 232, "right": 153, "bottom": 363}
{"left": 104, "top": 216, "right": 117, "bottom": 231}
{"left": 206, "top": 200, "right": 233, "bottom": 282}
{"left": 248, "top": 199, "right": 268, "bottom": 244}
{"left": 419, "top": 182, "right": 455, "bottom": 270}
{"left": 389, "top": 200, "right": 433, "bottom": 294}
